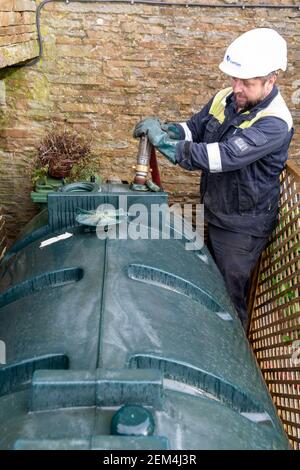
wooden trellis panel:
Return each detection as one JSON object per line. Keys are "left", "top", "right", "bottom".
{"left": 249, "top": 161, "right": 300, "bottom": 450}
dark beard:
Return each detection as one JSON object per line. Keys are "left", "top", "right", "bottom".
{"left": 234, "top": 94, "right": 265, "bottom": 112}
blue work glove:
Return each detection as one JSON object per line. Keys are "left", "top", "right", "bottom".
{"left": 161, "top": 122, "right": 181, "bottom": 140}
{"left": 146, "top": 120, "right": 179, "bottom": 165}
{"left": 133, "top": 117, "right": 161, "bottom": 138}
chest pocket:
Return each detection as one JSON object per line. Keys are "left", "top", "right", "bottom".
{"left": 203, "top": 116, "right": 222, "bottom": 143}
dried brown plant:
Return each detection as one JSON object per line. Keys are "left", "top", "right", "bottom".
{"left": 36, "top": 124, "right": 92, "bottom": 179}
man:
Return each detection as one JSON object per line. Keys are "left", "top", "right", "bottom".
{"left": 133, "top": 28, "right": 294, "bottom": 330}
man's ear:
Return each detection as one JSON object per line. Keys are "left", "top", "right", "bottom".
{"left": 265, "top": 73, "right": 277, "bottom": 93}
{"left": 270, "top": 73, "right": 278, "bottom": 86}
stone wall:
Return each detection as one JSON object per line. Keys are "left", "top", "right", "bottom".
{"left": 0, "top": 0, "right": 38, "bottom": 68}
{"left": 0, "top": 0, "right": 299, "bottom": 244}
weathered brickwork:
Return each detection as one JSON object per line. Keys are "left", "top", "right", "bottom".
{"left": 0, "top": 0, "right": 299, "bottom": 243}
{"left": 0, "top": 0, "right": 38, "bottom": 69}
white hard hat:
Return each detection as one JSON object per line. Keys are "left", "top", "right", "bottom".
{"left": 219, "top": 28, "right": 287, "bottom": 79}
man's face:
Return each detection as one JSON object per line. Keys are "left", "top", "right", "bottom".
{"left": 231, "top": 76, "right": 276, "bottom": 111}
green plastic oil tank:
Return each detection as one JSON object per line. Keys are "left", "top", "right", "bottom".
{"left": 0, "top": 182, "right": 290, "bottom": 450}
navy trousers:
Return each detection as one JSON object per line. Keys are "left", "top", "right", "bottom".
{"left": 207, "top": 224, "right": 268, "bottom": 330}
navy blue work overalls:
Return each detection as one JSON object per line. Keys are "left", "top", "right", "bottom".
{"left": 174, "top": 86, "right": 294, "bottom": 328}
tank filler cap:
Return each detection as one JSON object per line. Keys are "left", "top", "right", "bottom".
{"left": 111, "top": 405, "right": 155, "bottom": 436}
{"left": 58, "top": 181, "right": 101, "bottom": 193}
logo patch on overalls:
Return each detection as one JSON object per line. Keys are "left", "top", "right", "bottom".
{"left": 234, "top": 137, "right": 249, "bottom": 152}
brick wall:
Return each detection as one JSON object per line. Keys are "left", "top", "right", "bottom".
{"left": 0, "top": 0, "right": 38, "bottom": 68}
{"left": 0, "top": 0, "right": 299, "bottom": 244}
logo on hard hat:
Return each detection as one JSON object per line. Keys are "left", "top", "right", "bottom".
{"left": 226, "top": 55, "right": 241, "bottom": 67}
